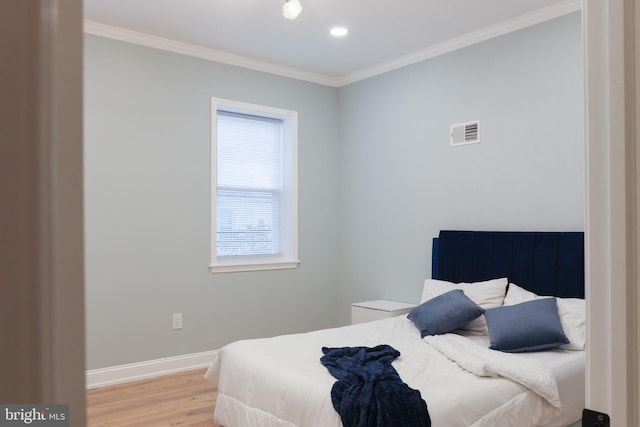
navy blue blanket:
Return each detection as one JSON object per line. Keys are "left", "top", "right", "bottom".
{"left": 320, "top": 345, "right": 430, "bottom": 427}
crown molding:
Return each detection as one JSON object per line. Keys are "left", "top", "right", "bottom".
{"left": 83, "top": 20, "right": 339, "bottom": 87}
{"left": 337, "top": 0, "right": 582, "bottom": 86}
{"left": 84, "top": 0, "right": 581, "bottom": 88}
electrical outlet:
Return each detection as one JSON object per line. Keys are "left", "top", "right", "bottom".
{"left": 172, "top": 313, "right": 182, "bottom": 330}
{"left": 582, "top": 409, "right": 610, "bottom": 426}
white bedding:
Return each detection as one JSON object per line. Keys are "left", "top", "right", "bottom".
{"left": 205, "top": 316, "right": 584, "bottom": 427}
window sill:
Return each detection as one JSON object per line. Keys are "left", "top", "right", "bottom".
{"left": 209, "top": 259, "right": 300, "bottom": 273}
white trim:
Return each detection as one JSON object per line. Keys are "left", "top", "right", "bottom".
{"left": 338, "top": 0, "right": 581, "bottom": 86}
{"left": 83, "top": 21, "right": 336, "bottom": 87}
{"left": 84, "top": 0, "right": 581, "bottom": 88}
{"left": 86, "top": 350, "right": 217, "bottom": 389}
{"left": 209, "top": 260, "right": 300, "bottom": 273}
{"left": 210, "top": 98, "right": 299, "bottom": 274}
{"left": 584, "top": 0, "right": 639, "bottom": 425}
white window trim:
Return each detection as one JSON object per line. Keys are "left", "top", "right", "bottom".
{"left": 209, "top": 98, "right": 299, "bottom": 273}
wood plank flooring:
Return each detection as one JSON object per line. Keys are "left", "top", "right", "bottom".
{"left": 87, "top": 368, "right": 218, "bottom": 427}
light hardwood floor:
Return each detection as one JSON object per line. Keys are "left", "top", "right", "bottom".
{"left": 87, "top": 368, "right": 217, "bottom": 426}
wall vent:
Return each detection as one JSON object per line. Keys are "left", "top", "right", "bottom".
{"left": 450, "top": 120, "right": 480, "bottom": 147}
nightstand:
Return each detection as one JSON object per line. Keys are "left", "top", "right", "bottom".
{"left": 351, "top": 300, "right": 417, "bottom": 324}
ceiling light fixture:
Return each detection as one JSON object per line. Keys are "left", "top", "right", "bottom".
{"left": 282, "top": 0, "right": 302, "bottom": 20}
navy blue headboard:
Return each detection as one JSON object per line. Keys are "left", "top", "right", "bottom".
{"left": 432, "top": 230, "right": 584, "bottom": 298}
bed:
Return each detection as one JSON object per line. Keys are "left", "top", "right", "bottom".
{"left": 205, "top": 230, "right": 586, "bottom": 427}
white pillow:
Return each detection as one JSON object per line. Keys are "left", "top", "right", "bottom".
{"left": 504, "top": 283, "right": 586, "bottom": 351}
{"left": 420, "top": 278, "right": 508, "bottom": 333}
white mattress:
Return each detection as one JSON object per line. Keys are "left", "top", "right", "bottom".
{"left": 205, "top": 316, "right": 584, "bottom": 427}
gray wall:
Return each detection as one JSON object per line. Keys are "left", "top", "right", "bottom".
{"left": 337, "top": 13, "right": 584, "bottom": 308}
{"left": 84, "top": 36, "right": 342, "bottom": 369}
{"left": 84, "top": 12, "right": 584, "bottom": 369}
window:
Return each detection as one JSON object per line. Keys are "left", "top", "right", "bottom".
{"left": 210, "top": 98, "right": 298, "bottom": 273}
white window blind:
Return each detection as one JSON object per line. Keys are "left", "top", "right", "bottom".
{"left": 210, "top": 98, "right": 298, "bottom": 273}
{"left": 216, "top": 112, "right": 282, "bottom": 257}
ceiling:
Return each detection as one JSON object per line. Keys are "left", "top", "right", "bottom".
{"left": 83, "top": 0, "right": 580, "bottom": 86}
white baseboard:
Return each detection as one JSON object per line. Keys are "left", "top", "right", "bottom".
{"left": 86, "top": 349, "right": 218, "bottom": 389}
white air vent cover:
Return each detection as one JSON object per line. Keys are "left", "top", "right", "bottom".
{"left": 450, "top": 120, "right": 480, "bottom": 147}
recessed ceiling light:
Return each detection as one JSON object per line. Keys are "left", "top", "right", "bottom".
{"left": 330, "top": 27, "right": 349, "bottom": 37}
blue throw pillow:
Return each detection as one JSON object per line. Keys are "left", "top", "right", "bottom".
{"left": 407, "top": 289, "right": 484, "bottom": 337}
{"left": 485, "top": 297, "right": 570, "bottom": 352}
